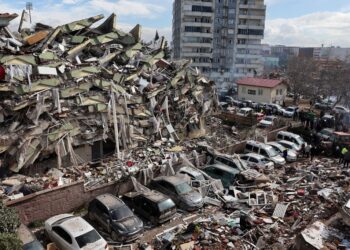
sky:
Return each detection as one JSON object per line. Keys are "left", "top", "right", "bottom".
{"left": 2, "top": 0, "right": 350, "bottom": 47}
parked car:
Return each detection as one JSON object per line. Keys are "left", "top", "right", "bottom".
{"left": 267, "top": 104, "right": 284, "bottom": 115}
{"left": 18, "top": 224, "right": 45, "bottom": 250}
{"left": 244, "top": 140, "right": 286, "bottom": 166}
{"left": 88, "top": 194, "right": 143, "bottom": 242}
{"left": 266, "top": 141, "right": 298, "bottom": 162}
{"left": 333, "top": 105, "right": 349, "bottom": 114}
{"left": 202, "top": 164, "right": 240, "bottom": 188}
{"left": 277, "top": 140, "right": 300, "bottom": 153}
{"left": 320, "top": 115, "right": 335, "bottom": 128}
{"left": 240, "top": 153, "right": 274, "bottom": 171}
{"left": 123, "top": 190, "right": 176, "bottom": 225}
{"left": 258, "top": 116, "right": 278, "bottom": 128}
{"left": 177, "top": 166, "right": 206, "bottom": 182}
{"left": 149, "top": 176, "right": 203, "bottom": 211}
{"left": 314, "top": 102, "right": 333, "bottom": 110}
{"left": 317, "top": 128, "right": 335, "bottom": 141}
{"left": 237, "top": 107, "right": 253, "bottom": 117}
{"left": 211, "top": 154, "right": 249, "bottom": 172}
{"left": 282, "top": 106, "right": 298, "bottom": 117}
{"left": 45, "top": 214, "right": 108, "bottom": 250}
{"left": 276, "top": 131, "right": 306, "bottom": 151}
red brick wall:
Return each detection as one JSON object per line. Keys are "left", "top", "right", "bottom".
{"left": 6, "top": 179, "right": 134, "bottom": 225}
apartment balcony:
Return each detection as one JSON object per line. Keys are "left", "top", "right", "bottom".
{"left": 239, "top": 4, "right": 266, "bottom": 10}
{"left": 183, "top": 11, "right": 214, "bottom": 17}
{"left": 182, "top": 52, "right": 212, "bottom": 57}
{"left": 181, "top": 22, "right": 213, "bottom": 28}
{"left": 183, "top": 32, "right": 213, "bottom": 38}
{"left": 182, "top": 42, "right": 213, "bottom": 48}
{"left": 235, "top": 53, "right": 262, "bottom": 59}
{"left": 191, "top": 62, "right": 212, "bottom": 67}
{"left": 237, "top": 24, "right": 264, "bottom": 30}
{"left": 236, "top": 44, "right": 262, "bottom": 49}
{"left": 185, "top": 1, "right": 214, "bottom": 7}
{"left": 237, "top": 34, "right": 264, "bottom": 39}
{"left": 235, "top": 63, "right": 262, "bottom": 68}
{"left": 239, "top": 14, "right": 265, "bottom": 20}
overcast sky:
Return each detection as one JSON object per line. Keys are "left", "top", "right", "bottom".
{"left": 2, "top": 0, "right": 350, "bottom": 47}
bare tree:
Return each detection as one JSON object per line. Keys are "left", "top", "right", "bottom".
{"left": 286, "top": 56, "right": 318, "bottom": 103}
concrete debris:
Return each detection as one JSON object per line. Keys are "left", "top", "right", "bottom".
{"left": 0, "top": 12, "right": 218, "bottom": 174}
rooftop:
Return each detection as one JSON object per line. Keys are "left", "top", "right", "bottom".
{"left": 236, "top": 78, "right": 283, "bottom": 88}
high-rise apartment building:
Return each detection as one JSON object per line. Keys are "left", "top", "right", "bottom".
{"left": 172, "top": 0, "right": 266, "bottom": 89}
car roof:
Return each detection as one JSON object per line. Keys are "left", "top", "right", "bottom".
{"left": 203, "top": 164, "right": 240, "bottom": 174}
{"left": 95, "top": 193, "right": 124, "bottom": 209}
{"left": 243, "top": 153, "right": 265, "bottom": 159}
{"left": 240, "top": 107, "right": 252, "bottom": 111}
{"left": 54, "top": 216, "right": 95, "bottom": 238}
{"left": 142, "top": 190, "right": 170, "bottom": 202}
{"left": 153, "top": 175, "right": 186, "bottom": 186}
{"left": 267, "top": 142, "right": 285, "bottom": 149}
{"left": 279, "top": 140, "right": 296, "bottom": 146}
{"left": 178, "top": 166, "right": 203, "bottom": 177}
{"left": 264, "top": 116, "right": 276, "bottom": 119}
{"left": 321, "top": 128, "right": 334, "bottom": 132}
{"left": 278, "top": 131, "right": 299, "bottom": 137}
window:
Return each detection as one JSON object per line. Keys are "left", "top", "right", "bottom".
{"left": 96, "top": 201, "right": 108, "bottom": 215}
{"left": 76, "top": 230, "right": 101, "bottom": 248}
{"left": 246, "top": 144, "right": 253, "bottom": 151}
{"left": 242, "top": 87, "right": 246, "bottom": 94}
{"left": 250, "top": 157, "right": 259, "bottom": 163}
{"left": 53, "top": 226, "right": 72, "bottom": 244}
{"left": 248, "top": 89, "right": 256, "bottom": 95}
{"left": 258, "top": 89, "right": 263, "bottom": 95}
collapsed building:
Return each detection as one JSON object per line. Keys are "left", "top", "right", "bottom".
{"left": 0, "top": 13, "right": 218, "bottom": 174}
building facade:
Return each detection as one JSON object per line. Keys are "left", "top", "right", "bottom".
{"left": 172, "top": 0, "right": 266, "bottom": 90}
{"left": 236, "top": 78, "right": 287, "bottom": 104}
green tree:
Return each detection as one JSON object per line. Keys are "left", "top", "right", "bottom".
{"left": 0, "top": 233, "right": 22, "bottom": 250}
{"left": 0, "top": 202, "right": 21, "bottom": 250}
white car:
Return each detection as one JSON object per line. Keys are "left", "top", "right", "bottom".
{"left": 237, "top": 107, "right": 253, "bottom": 117}
{"left": 45, "top": 214, "right": 108, "bottom": 250}
{"left": 266, "top": 141, "right": 298, "bottom": 162}
{"left": 258, "top": 116, "right": 277, "bottom": 128}
{"left": 333, "top": 105, "right": 349, "bottom": 114}
{"left": 277, "top": 140, "right": 300, "bottom": 153}
{"left": 283, "top": 106, "right": 298, "bottom": 117}
{"left": 240, "top": 153, "right": 274, "bottom": 171}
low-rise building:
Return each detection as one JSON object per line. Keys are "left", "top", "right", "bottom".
{"left": 237, "top": 77, "right": 287, "bottom": 104}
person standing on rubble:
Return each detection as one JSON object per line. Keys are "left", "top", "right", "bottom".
{"left": 344, "top": 149, "right": 350, "bottom": 168}
{"left": 310, "top": 144, "right": 317, "bottom": 161}
{"left": 305, "top": 144, "right": 311, "bottom": 158}
{"left": 340, "top": 146, "right": 348, "bottom": 164}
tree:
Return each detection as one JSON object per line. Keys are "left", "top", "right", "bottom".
{"left": 286, "top": 56, "right": 319, "bottom": 103}
{"left": 318, "top": 60, "right": 350, "bottom": 107}
{"left": 0, "top": 202, "right": 21, "bottom": 250}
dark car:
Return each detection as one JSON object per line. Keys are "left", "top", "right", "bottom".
{"left": 18, "top": 224, "right": 45, "bottom": 250}
{"left": 202, "top": 164, "right": 240, "bottom": 188}
{"left": 149, "top": 176, "right": 203, "bottom": 211}
{"left": 123, "top": 190, "right": 176, "bottom": 225}
{"left": 88, "top": 193, "right": 143, "bottom": 242}
{"left": 317, "top": 128, "right": 334, "bottom": 141}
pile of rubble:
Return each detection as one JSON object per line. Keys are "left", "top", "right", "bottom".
{"left": 148, "top": 158, "right": 350, "bottom": 250}
{"left": 0, "top": 13, "right": 218, "bottom": 174}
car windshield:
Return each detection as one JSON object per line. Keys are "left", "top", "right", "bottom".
{"left": 286, "top": 108, "right": 294, "bottom": 112}
{"left": 76, "top": 230, "right": 101, "bottom": 248}
{"left": 261, "top": 158, "right": 270, "bottom": 164}
{"left": 111, "top": 206, "right": 133, "bottom": 221}
{"left": 23, "top": 241, "right": 44, "bottom": 250}
{"left": 263, "top": 117, "right": 273, "bottom": 122}
{"left": 175, "top": 182, "right": 193, "bottom": 194}
{"left": 234, "top": 159, "right": 249, "bottom": 170}
{"left": 158, "top": 199, "right": 175, "bottom": 212}
{"left": 295, "top": 136, "right": 304, "bottom": 145}
{"left": 266, "top": 147, "right": 278, "bottom": 157}
{"left": 271, "top": 145, "right": 282, "bottom": 153}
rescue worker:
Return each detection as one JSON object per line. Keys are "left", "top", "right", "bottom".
{"left": 340, "top": 146, "right": 348, "bottom": 164}
{"left": 344, "top": 150, "right": 350, "bottom": 168}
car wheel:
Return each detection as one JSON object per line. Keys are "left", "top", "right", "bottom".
{"left": 111, "top": 231, "right": 119, "bottom": 242}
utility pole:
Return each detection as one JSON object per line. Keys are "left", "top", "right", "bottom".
{"left": 26, "top": 2, "right": 33, "bottom": 23}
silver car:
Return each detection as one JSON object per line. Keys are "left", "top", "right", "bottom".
{"left": 150, "top": 176, "right": 203, "bottom": 211}
{"left": 240, "top": 153, "right": 274, "bottom": 171}
{"left": 45, "top": 214, "right": 108, "bottom": 250}
{"left": 277, "top": 140, "right": 300, "bottom": 153}
{"left": 266, "top": 142, "right": 297, "bottom": 162}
